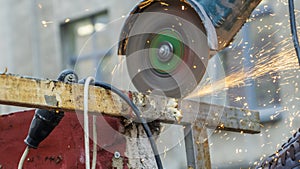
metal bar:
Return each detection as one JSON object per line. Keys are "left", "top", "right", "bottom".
{"left": 184, "top": 124, "right": 197, "bottom": 168}
{"left": 0, "top": 74, "right": 260, "bottom": 133}
{"left": 192, "top": 126, "right": 211, "bottom": 169}
{"left": 184, "top": 124, "right": 212, "bottom": 169}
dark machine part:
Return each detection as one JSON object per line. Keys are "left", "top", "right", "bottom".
{"left": 118, "top": 0, "right": 262, "bottom": 98}
{"left": 198, "top": 0, "right": 262, "bottom": 49}
{"left": 120, "top": 0, "right": 209, "bottom": 98}
{"left": 256, "top": 128, "right": 300, "bottom": 168}
{"left": 24, "top": 70, "right": 78, "bottom": 149}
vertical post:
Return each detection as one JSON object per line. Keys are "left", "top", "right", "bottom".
{"left": 124, "top": 123, "right": 158, "bottom": 169}
{"left": 184, "top": 125, "right": 197, "bottom": 168}
{"left": 184, "top": 124, "right": 212, "bottom": 169}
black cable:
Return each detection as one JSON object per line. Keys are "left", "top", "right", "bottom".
{"left": 80, "top": 79, "right": 163, "bottom": 169}
{"left": 288, "top": 0, "right": 300, "bottom": 65}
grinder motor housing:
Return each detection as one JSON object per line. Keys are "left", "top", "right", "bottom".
{"left": 118, "top": 0, "right": 262, "bottom": 98}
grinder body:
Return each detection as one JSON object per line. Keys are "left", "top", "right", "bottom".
{"left": 118, "top": 0, "right": 261, "bottom": 98}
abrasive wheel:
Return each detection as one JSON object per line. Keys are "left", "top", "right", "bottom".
{"left": 125, "top": 1, "right": 209, "bottom": 98}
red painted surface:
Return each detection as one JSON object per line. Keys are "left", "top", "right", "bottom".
{"left": 0, "top": 110, "right": 127, "bottom": 169}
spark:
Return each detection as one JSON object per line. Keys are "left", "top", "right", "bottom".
{"left": 234, "top": 96, "right": 243, "bottom": 102}
{"left": 64, "top": 18, "right": 70, "bottom": 23}
{"left": 181, "top": 5, "right": 185, "bottom": 10}
{"left": 159, "top": 2, "right": 169, "bottom": 7}
{"left": 41, "top": 20, "right": 53, "bottom": 28}
{"left": 188, "top": 36, "right": 299, "bottom": 99}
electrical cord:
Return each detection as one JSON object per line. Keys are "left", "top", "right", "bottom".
{"left": 92, "top": 81, "right": 163, "bottom": 169}
{"left": 83, "top": 77, "right": 98, "bottom": 169}
{"left": 84, "top": 77, "right": 93, "bottom": 169}
{"left": 18, "top": 77, "right": 99, "bottom": 169}
{"left": 18, "top": 70, "right": 78, "bottom": 169}
{"left": 15, "top": 2, "right": 300, "bottom": 169}
{"left": 18, "top": 146, "right": 30, "bottom": 169}
{"left": 92, "top": 115, "right": 97, "bottom": 169}
{"left": 288, "top": 0, "right": 300, "bottom": 65}
{"left": 80, "top": 78, "right": 163, "bottom": 168}
{"left": 18, "top": 75, "right": 162, "bottom": 169}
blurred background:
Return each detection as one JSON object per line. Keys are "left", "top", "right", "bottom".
{"left": 0, "top": 0, "right": 300, "bottom": 168}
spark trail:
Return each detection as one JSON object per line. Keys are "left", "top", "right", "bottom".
{"left": 188, "top": 37, "right": 299, "bottom": 99}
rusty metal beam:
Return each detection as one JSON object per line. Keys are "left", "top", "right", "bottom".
{"left": 0, "top": 74, "right": 260, "bottom": 133}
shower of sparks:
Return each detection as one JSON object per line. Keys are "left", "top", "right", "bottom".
{"left": 187, "top": 5, "right": 300, "bottom": 165}
{"left": 187, "top": 36, "right": 299, "bottom": 99}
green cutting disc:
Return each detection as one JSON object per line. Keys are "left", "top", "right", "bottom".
{"left": 125, "top": 0, "right": 209, "bottom": 98}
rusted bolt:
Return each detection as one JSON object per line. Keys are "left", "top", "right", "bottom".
{"left": 114, "top": 151, "right": 121, "bottom": 159}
